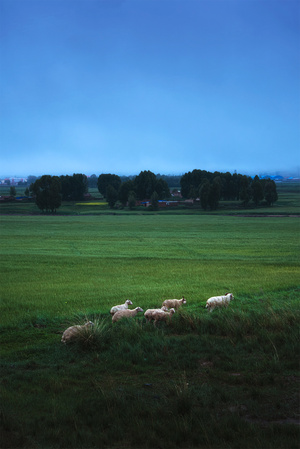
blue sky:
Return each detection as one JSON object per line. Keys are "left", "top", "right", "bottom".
{"left": 1, "top": 0, "right": 299, "bottom": 177}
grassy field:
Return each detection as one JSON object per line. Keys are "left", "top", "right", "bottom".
{"left": 0, "top": 190, "right": 299, "bottom": 448}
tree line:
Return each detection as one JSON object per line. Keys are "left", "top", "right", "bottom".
{"left": 180, "top": 169, "right": 278, "bottom": 210}
{"left": 28, "top": 170, "right": 277, "bottom": 213}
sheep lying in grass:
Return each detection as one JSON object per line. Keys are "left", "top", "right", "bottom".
{"left": 205, "top": 293, "right": 234, "bottom": 312}
{"left": 112, "top": 307, "right": 144, "bottom": 323}
{"left": 61, "top": 321, "right": 94, "bottom": 343}
{"left": 110, "top": 299, "right": 133, "bottom": 315}
{"left": 144, "top": 308, "right": 176, "bottom": 326}
{"left": 162, "top": 296, "right": 186, "bottom": 310}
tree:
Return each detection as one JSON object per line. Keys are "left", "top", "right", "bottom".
{"left": 128, "top": 191, "right": 137, "bottom": 210}
{"left": 264, "top": 180, "right": 278, "bottom": 206}
{"left": 106, "top": 184, "right": 118, "bottom": 208}
{"left": 208, "top": 178, "right": 221, "bottom": 210}
{"left": 60, "top": 174, "right": 88, "bottom": 201}
{"left": 239, "top": 176, "right": 251, "bottom": 206}
{"left": 118, "top": 180, "right": 135, "bottom": 207}
{"left": 97, "top": 174, "right": 121, "bottom": 198}
{"left": 134, "top": 170, "right": 157, "bottom": 200}
{"left": 199, "top": 179, "right": 210, "bottom": 210}
{"left": 150, "top": 191, "right": 159, "bottom": 210}
{"left": 252, "top": 176, "right": 264, "bottom": 206}
{"left": 71, "top": 173, "right": 88, "bottom": 200}
{"left": 10, "top": 186, "right": 16, "bottom": 197}
{"left": 155, "top": 178, "right": 170, "bottom": 199}
{"left": 30, "top": 175, "right": 61, "bottom": 213}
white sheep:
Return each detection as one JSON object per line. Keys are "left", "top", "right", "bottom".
{"left": 110, "top": 299, "right": 133, "bottom": 315}
{"left": 144, "top": 308, "right": 176, "bottom": 326}
{"left": 61, "top": 321, "right": 94, "bottom": 343}
{"left": 144, "top": 306, "right": 168, "bottom": 323}
{"left": 205, "top": 293, "right": 234, "bottom": 312}
{"left": 112, "top": 307, "right": 144, "bottom": 323}
{"left": 162, "top": 296, "right": 186, "bottom": 310}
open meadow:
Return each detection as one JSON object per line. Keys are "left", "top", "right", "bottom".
{"left": 0, "top": 188, "right": 299, "bottom": 448}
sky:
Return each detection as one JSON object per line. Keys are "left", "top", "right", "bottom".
{"left": 0, "top": 0, "right": 299, "bottom": 178}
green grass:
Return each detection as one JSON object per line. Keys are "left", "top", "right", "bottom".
{"left": 0, "top": 208, "right": 299, "bottom": 448}
{"left": 1, "top": 214, "right": 299, "bottom": 324}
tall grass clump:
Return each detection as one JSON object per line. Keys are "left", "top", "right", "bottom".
{"left": 61, "top": 315, "right": 112, "bottom": 350}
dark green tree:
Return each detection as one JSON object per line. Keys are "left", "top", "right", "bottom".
{"left": 71, "top": 173, "right": 88, "bottom": 200}
{"left": 60, "top": 175, "right": 73, "bottom": 200}
{"left": 150, "top": 191, "right": 159, "bottom": 210}
{"left": 97, "top": 174, "right": 121, "bottom": 198}
{"left": 106, "top": 184, "right": 118, "bottom": 208}
{"left": 30, "top": 175, "right": 61, "bottom": 213}
{"left": 208, "top": 177, "right": 221, "bottom": 210}
{"left": 10, "top": 186, "right": 16, "bottom": 197}
{"left": 252, "top": 176, "right": 264, "bottom": 206}
{"left": 264, "top": 180, "right": 278, "bottom": 206}
{"left": 128, "top": 191, "right": 137, "bottom": 210}
{"left": 239, "top": 176, "right": 251, "bottom": 206}
{"left": 118, "top": 180, "right": 135, "bottom": 207}
{"left": 199, "top": 179, "right": 210, "bottom": 210}
{"left": 134, "top": 170, "right": 157, "bottom": 200}
{"left": 189, "top": 186, "right": 198, "bottom": 202}
{"left": 60, "top": 174, "right": 88, "bottom": 201}
{"left": 155, "top": 178, "right": 170, "bottom": 199}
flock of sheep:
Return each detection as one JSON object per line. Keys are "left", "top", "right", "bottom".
{"left": 61, "top": 293, "right": 234, "bottom": 343}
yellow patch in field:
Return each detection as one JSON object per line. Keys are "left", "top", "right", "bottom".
{"left": 76, "top": 202, "right": 108, "bottom": 206}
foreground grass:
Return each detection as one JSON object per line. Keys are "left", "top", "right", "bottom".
{"left": 0, "top": 213, "right": 299, "bottom": 448}
{"left": 1, "top": 301, "right": 299, "bottom": 449}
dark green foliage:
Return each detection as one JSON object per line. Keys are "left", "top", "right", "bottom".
{"left": 252, "top": 175, "right": 264, "bottom": 206}
{"left": 60, "top": 173, "right": 88, "bottom": 201}
{"left": 150, "top": 190, "right": 159, "bottom": 210}
{"left": 134, "top": 170, "right": 157, "bottom": 200}
{"left": 265, "top": 180, "right": 278, "bottom": 206}
{"left": 134, "top": 170, "right": 170, "bottom": 200}
{"left": 30, "top": 174, "right": 62, "bottom": 212}
{"left": 106, "top": 184, "right": 118, "bottom": 208}
{"left": 128, "top": 190, "right": 137, "bottom": 210}
{"left": 199, "top": 178, "right": 210, "bottom": 210}
{"left": 239, "top": 175, "right": 252, "bottom": 206}
{"left": 97, "top": 173, "right": 122, "bottom": 197}
{"left": 118, "top": 179, "right": 135, "bottom": 206}
{"left": 180, "top": 169, "right": 278, "bottom": 209}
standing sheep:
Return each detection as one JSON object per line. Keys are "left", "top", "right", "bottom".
{"left": 205, "top": 293, "right": 234, "bottom": 312}
{"left": 162, "top": 296, "right": 186, "bottom": 310}
{"left": 61, "top": 321, "right": 94, "bottom": 343}
{"left": 110, "top": 299, "right": 133, "bottom": 315}
{"left": 112, "top": 307, "right": 144, "bottom": 323}
{"left": 144, "top": 308, "right": 176, "bottom": 326}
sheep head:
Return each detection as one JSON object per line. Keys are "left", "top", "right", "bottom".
{"left": 85, "top": 321, "right": 94, "bottom": 327}
{"left": 125, "top": 299, "right": 133, "bottom": 305}
{"left": 225, "top": 293, "right": 234, "bottom": 301}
